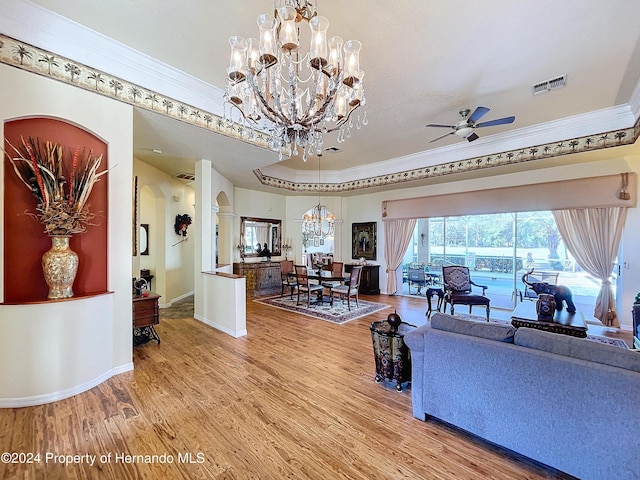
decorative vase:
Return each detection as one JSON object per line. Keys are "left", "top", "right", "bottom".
{"left": 536, "top": 293, "right": 556, "bottom": 320}
{"left": 42, "top": 236, "right": 79, "bottom": 299}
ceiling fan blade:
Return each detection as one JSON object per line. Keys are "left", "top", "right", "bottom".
{"left": 468, "top": 106, "right": 490, "bottom": 123}
{"left": 466, "top": 132, "right": 479, "bottom": 142}
{"left": 475, "top": 116, "right": 516, "bottom": 128}
{"left": 425, "top": 123, "right": 454, "bottom": 128}
{"left": 429, "top": 131, "right": 455, "bottom": 143}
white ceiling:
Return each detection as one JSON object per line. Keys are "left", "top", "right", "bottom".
{"left": 19, "top": 0, "right": 640, "bottom": 192}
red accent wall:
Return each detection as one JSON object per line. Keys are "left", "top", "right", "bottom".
{"left": 3, "top": 117, "right": 108, "bottom": 302}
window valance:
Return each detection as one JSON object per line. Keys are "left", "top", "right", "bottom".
{"left": 381, "top": 173, "right": 636, "bottom": 220}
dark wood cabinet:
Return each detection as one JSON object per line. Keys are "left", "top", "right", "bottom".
{"left": 234, "top": 262, "right": 282, "bottom": 297}
{"left": 346, "top": 264, "right": 380, "bottom": 295}
{"left": 132, "top": 293, "right": 161, "bottom": 345}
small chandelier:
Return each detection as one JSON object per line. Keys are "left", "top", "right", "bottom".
{"left": 224, "top": 0, "right": 367, "bottom": 162}
{"left": 302, "top": 156, "right": 335, "bottom": 238}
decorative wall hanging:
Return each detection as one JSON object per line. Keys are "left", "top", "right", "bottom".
{"left": 4, "top": 136, "right": 109, "bottom": 299}
{"left": 352, "top": 222, "right": 377, "bottom": 260}
{"left": 174, "top": 213, "right": 192, "bottom": 237}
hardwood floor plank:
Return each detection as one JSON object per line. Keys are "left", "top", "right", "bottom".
{"left": 0, "top": 293, "right": 580, "bottom": 479}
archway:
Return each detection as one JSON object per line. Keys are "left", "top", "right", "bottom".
{"left": 301, "top": 206, "right": 336, "bottom": 266}
{"left": 138, "top": 183, "right": 167, "bottom": 298}
{"left": 215, "top": 191, "right": 233, "bottom": 270}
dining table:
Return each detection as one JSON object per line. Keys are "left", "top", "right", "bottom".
{"left": 304, "top": 270, "right": 350, "bottom": 305}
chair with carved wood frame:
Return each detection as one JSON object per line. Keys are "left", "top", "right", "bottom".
{"left": 280, "top": 260, "right": 297, "bottom": 298}
{"left": 442, "top": 265, "right": 491, "bottom": 321}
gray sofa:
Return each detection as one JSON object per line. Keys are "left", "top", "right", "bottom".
{"left": 404, "top": 312, "right": 640, "bottom": 480}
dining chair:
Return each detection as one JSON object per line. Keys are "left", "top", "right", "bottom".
{"left": 280, "top": 260, "right": 297, "bottom": 298}
{"left": 329, "top": 265, "right": 362, "bottom": 310}
{"left": 295, "top": 265, "right": 324, "bottom": 307}
{"left": 321, "top": 261, "right": 344, "bottom": 290}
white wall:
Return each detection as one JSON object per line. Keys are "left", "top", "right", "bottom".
{"left": 134, "top": 158, "right": 195, "bottom": 305}
{"left": 193, "top": 160, "right": 246, "bottom": 337}
{"left": 0, "top": 63, "right": 133, "bottom": 405}
{"left": 619, "top": 155, "right": 640, "bottom": 326}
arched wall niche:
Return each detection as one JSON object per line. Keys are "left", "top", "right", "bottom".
{"left": 3, "top": 116, "right": 109, "bottom": 303}
{"left": 216, "top": 191, "right": 232, "bottom": 267}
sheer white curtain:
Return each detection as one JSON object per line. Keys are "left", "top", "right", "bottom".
{"left": 255, "top": 225, "right": 269, "bottom": 247}
{"left": 552, "top": 207, "right": 627, "bottom": 327}
{"left": 384, "top": 218, "right": 417, "bottom": 294}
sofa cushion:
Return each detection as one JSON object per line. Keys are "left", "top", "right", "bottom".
{"left": 515, "top": 327, "right": 640, "bottom": 373}
{"left": 430, "top": 312, "right": 516, "bottom": 343}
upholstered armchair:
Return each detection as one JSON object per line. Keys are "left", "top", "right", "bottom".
{"left": 442, "top": 265, "right": 490, "bottom": 321}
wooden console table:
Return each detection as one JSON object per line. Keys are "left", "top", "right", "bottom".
{"left": 511, "top": 301, "right": 587, "bottom": 338}
{"left": 345, "top": 264, "right": 380, "bottom": 295}
{"left": 132, "top": 293, "right": 161, "bottom": 345}
{"left": 233, "top": 261, "right": 282, "bottom": 297}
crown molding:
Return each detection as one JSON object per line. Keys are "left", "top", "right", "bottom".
{"left": 0, "top": 0, "right": 226, "bottom": 115}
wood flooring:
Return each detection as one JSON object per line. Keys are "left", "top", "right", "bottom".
{"left": 0, "top": 294, "right": 589, "bottom": 479}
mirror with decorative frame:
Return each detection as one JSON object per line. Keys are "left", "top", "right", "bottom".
{"left": 240, "top": 216, "right": 282, "bottom": 257}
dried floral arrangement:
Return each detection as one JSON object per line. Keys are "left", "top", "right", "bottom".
{"left": 5, "top": 136, "right": 109, "bottom": 235}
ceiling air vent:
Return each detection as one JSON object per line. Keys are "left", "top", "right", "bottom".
{"left": 531, "top": 74, "right": 567, "bottom": 96}
{"left": 175, "top": 172, "right": 195, "bottom": 181}
{"left": 325, "top": 146, "right": 341, "bottom": 153}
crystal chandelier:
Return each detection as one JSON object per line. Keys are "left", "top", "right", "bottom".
{"left": 302, "top": 156, "right": 335, "bottom": 238}
{"left": 224, "top": 0, "right": 367, "bottom": 161}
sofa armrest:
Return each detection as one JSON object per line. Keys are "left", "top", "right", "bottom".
{"left": 404, "top": 324, "right": 427, "bottom": 352}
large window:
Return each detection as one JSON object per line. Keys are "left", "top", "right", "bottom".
{"left": 402, "top": 211, "right": 613, "bottom": 313}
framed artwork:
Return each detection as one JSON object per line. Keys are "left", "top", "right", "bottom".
{"left": 319, "top": 238, "right": 325, "bottom": 246}
{"left": 313, "top": 236, "right": 320, "bottom": 247}
{"left": 352, "top": 222, "right": 377, "bottom": 260}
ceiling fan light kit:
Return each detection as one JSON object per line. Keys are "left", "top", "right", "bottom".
{"left": 224, "top": 0, "right": 367, "bottom": 162}
{"left": 426, "top": 106, "right": 515, "bottom": 143}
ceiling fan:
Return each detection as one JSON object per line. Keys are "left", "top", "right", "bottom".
{"left": 426, "top": 106, "right": 515, "bottom": 143}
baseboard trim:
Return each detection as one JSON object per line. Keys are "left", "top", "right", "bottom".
{"left": 0, "top": 363, "right": 134, "bottom": 408}
{"left": 158, "top": 291, "right": 194, "bottom": 309}
{"left": 194, "top": 314, "right": 247, "bottom": 338}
